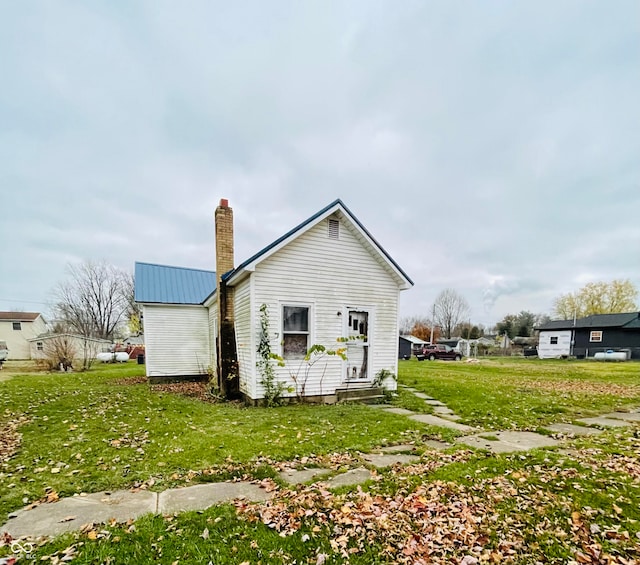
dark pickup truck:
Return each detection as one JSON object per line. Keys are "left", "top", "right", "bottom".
{"left": 416, "top": 344, "right": 462, "bottom": 361}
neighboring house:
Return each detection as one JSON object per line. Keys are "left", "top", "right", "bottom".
{"left": 398, "top": 335, "right": 430, "bottom": 359}
{"left": 536, "top": 312, "right": 640, "bottom": 360}
{"left": 123, "top": 334, "right": 144, "bottom": 346}
{"left": 135, "top": 199, "right": 413, "bottom": 402}
{"left": 29, "top": 334, "right": 113, "bottom": 363}
{"left": 0, "top": 312, "right": 47, "bottom": 360}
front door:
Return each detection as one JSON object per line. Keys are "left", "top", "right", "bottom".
{"left": 345, "top": 310, "right": 369, "bottom": 380}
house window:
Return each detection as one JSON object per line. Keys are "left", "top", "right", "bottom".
{"left": 550, "top": 336, "right": 558, "bottom": 345}
{"left": 37, "top": 342, "right": 44, "bottom": 351}
{"left": 12, "top": 322, "right": 21, "bottom": 331}
{"left": 282, "top": 305, "right": 309, "bottom": 360}
{"left": 590, "top": 331, "right": 603, "bottom": 342}
{"left": 328, "top": 219, "right": 340, "bottom": 239}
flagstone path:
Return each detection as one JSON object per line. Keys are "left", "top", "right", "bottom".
{"left": 2, "top": 386, "right": 639, "bottom": 540}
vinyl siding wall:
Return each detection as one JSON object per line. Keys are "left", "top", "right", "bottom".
{"left": 142, "top": 304, "right": 211, "bottom": 377}
{"left": 574, "top": 328, "right": 640, "bottom": 359}
{"left": 537, "top": 330, "right": 572, "bottom": 359}
{"left": 232, "top": 278, "right": 254, "bottom": 397}
{"left": 0, "top": 317, "right": 47, "bottom": 359}
{"left": 208, "top": 303, "right": 218, "bottom": 376}
{"left": 243, "top": 214, "right": 401, "bottom": 399}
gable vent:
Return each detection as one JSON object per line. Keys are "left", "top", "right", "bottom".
{"left": 328, "top": 219, "right": 340, "bottom": 239}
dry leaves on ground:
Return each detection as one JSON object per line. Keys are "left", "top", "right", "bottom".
{"left": 236, "top": 450, "right": 640, "bottom": 564}
{"left": 150, "top": 382, "right": 221, "bottom": 403}
{"left": 521, "top": 380, "right": 640, "bottom": 398}
{"left": 0, "top": 413, "right": 30, "bottom": 463}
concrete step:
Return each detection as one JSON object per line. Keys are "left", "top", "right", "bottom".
{"left": 336, "top": 387, "right": 384, "bottom": 402}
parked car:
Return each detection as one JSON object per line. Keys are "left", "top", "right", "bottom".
{"left": 416, "top": 344, "right": 462, "bottom": 361}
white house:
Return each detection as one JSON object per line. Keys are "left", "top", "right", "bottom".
{"left": 0, "top": 312, "right": 47, "bottom": 360}
{"left": 135, "top": 199, "right": 413, "bottom": 402}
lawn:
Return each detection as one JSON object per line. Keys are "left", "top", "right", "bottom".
{"left": 397, "top": 357, "right": 640, "bottom": 430}
{"left": 1, "top": 358, "right": 639, "bottom": 564}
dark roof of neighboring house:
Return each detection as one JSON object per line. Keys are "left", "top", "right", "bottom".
{"left": 0, "top": 311, "right": 41, "bottom": 321}
{"left": 223, "top": 199, "right": 413, "bottom": 288}
{"left": 134, "top": 262, "right": 216, "bottom": 305}
{"left": 537, "top": 312, "right": 640, "bottom": 331}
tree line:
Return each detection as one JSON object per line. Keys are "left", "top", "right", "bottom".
{"left": 402, "top": 279, "right": 638, "bottom": 342}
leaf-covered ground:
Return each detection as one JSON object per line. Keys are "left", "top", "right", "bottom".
{"left": 1, "top": 358, "right": 639, "bottom": 564}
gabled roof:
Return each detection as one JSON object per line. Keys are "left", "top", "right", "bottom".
{"left": 134, "top": 262, "right": 216, "bottom": 305}
{"left": 400, "top": 335, "right": 430, "bottom": 345}
{"left": 537, "top": 312, "right": 640, "bottom": 331}
{"left": 0, "top": 311, "right": 41, "bottom": 321}
{"left": 223, "top": 199, "right": 413, "bottom": 289}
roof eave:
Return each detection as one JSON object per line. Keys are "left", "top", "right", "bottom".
{"left": 223, "top": 199, "right": 413, "bottom": 289}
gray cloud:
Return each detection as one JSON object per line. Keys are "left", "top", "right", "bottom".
{"left": 1, "top": 1, "right": 638, "bottom": 325}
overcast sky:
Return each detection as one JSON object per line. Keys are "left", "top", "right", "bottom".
{"left": 1, "top": 1, "right": 638, "bottom": 327}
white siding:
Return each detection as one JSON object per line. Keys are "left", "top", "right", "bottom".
{"left": 233, "top": 277, "right": 254, "bottom": 397}
{"left": 30, "top": 335, "right": 111, "bottom": 361}
{"left": 244, "top": 215, "right": 401, "bottom": 399}
{"left": 0, "top": 316, "right": 47, "bottom": 360}
{"left": 143, "top": 304, "right": 211, "bottom": 377}
{"left": 208, "top": 303, "right": 218, "bottom": 378}
{"left": 538, "top": 330, "right": 572, "bottom": 359}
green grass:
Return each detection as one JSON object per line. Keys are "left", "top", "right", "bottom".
{"left": 1, "top": 358, "right": 640, "bottom": 563}
{"left": 0, "top": 362, "right": 425, "bottom": 521}
{"left": 397, "top": 357, "right": 640, "bottom": 429}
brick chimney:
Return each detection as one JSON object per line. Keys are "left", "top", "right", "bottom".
{"left": 215, "top": 198, "right": 239, "bottom": 398}
{"left": 215, "top": 198, "right": 235, "bottom": 321}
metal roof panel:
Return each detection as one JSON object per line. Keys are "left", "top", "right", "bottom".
{"left": 134, "top": 262, "right": 216, "bottom": 305}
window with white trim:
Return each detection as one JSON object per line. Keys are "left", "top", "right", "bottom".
{"left": 282, "top": 305, "right": 309, "bottom": 360}
{"left": 37, "top": 341, "right": 44, "bottom": 351}
{"left": 590, "top": 331, "right": 603, "bottom": 342}
{"left": 12, "top": 322, "right": 21, "bottom": 331}
{"left": 550, "top": 336, "right": 558, "bottom": 345}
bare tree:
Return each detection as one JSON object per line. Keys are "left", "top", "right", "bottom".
{"left": 54, "top": 260, "right": 128, "bottom": 341}
{"left": 432, "top": 289, "right": 470, "bottom": 339}
{"left": 36, "top": 335, "right": 78, "bottom": 371}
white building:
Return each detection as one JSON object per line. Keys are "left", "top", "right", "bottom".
{"left": 0, "top": 312, "right": 47, "bottom": 360}
{"left": 135, "top": 199, "right": 413, "bottom": 402}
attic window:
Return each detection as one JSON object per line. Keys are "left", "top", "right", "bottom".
{"left": 12, "top": 322, "right": 21, "bottom": 331}
{"left": 328, "top": 219, "right": 340, "bottom": 239}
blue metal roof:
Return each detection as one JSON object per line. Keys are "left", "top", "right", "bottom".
{"left": 223, "top": 199, "right": 414, "bottom": 286}
{"left": 134, "top": 262, "right": 216, "bottom": 305}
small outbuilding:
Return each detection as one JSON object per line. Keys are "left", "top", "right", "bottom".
{"left": 398, "top": 335, "right": 430, "bottom": 359}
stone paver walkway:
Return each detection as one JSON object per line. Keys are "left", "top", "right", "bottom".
{"left": 3, "top": 483, "right": 271, "bottom": 539}
{"left": 3, "top": 384, "right": 639, "bottom": 540}
{"left": 456, "top": 431, "right": 561, "bottom": 453}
